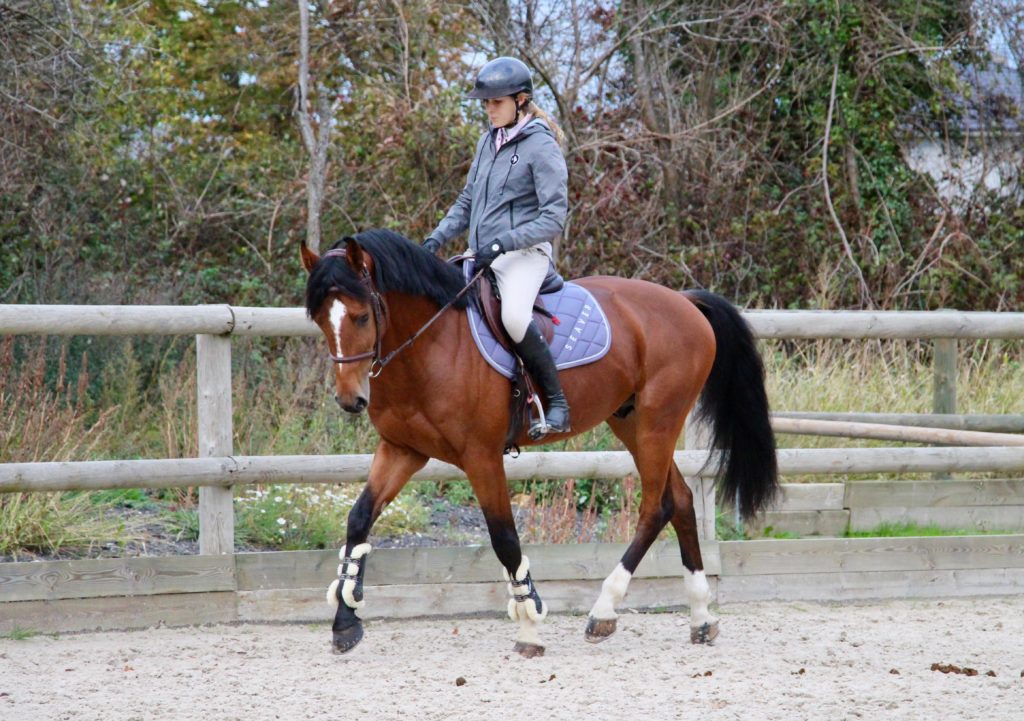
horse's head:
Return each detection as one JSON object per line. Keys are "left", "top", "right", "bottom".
{"left": 302, "top": 237, "right": 383, "bottom": 415}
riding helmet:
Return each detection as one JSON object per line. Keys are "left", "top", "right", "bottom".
{"left": 466, "top": 57, "right": 533, "bottom": 99}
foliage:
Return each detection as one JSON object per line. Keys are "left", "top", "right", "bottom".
{"left": 0, "top": 492, "right": 132, "bottom": 559}
{"left": 234, "top": 483, "right": 428, "bottom": 550}
{"left": 1, "top": 1, "right": 1019, "bottom": 311}
{"left": 845, "top": 521, "right": 1015, "bottom": 537}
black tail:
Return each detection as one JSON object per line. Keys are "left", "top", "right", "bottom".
{"left": 685, "top": 290, "right": 778, "bottom": 520}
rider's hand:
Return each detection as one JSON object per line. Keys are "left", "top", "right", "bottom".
{"left": 421, "top": 237, "right": 442, "bottom": 255}
{"left": 474, "top": 240, "right": 505, "bottom": 269}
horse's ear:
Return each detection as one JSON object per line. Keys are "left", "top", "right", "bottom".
{"left": 300, "top": 242, "right": 320, "bottom": 274}
{"left": 344, "top": 236, "right": 373, "bottom": 274}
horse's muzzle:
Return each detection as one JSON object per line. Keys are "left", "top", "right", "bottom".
{"left": 335, "top": 393, "right": 368, "bottom": 415}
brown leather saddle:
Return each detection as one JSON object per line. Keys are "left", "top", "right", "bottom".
{"left": 452, "top": 256, "right": 565, "bottom": 454}
{"left": 476, "top": 272, "right": 560, "bottom": 352}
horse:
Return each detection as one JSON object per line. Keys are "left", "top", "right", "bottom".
{"left": 301, "top": 228, "right": 778, "bottom": 657}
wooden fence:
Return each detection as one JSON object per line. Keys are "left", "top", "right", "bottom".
{"left": 2, "top": 305, "right": 1024, "bottom": 632}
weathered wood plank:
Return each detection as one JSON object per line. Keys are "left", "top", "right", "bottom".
{"left": 6, "top": 447, "right": 1024, "bottom": 493}
{"left": 237, "top": 577, "right": 717, "bottom": 623}
{"left": 720, "top": 535, "right": 1024, "bottom": 576}
{"left": 743, "top": 310, "right": 1024, "bottom": 339}
{"left": 773, "top": 412, "right": 1024, "bottom": 434}
{"left": 717, "top": 568, "right": 1024, "bottom": 603}
{"left": 774, "top": 483, "right": 846, "bottom": 511}
{"left": 844, "top": 479, "right": 1024, "bottom": 508}
{"left": 850, "top": 507, "right": 1024, "bottom": 533}
{"left": 0, "top": 304, "right": 233, "bottom": 336}
{"left": 747, "top": 510, "right": 850, "bottom": 538}
{"left": 5, "top": 306, "right": 1024, "bottom": 340}
{"left": 0, "top": 556, "right": 236, "bottom": 603}
{"left": 772, "top": 417, "right": 1024, "bottom": 447}
{"left": 197, "top": 333, "right": 234, "bottom": 556}
{"left": 236, "top": 540, "right": 722, "bottom": 591}
{"left": 0, "top": 592, "right": 237, "bottom": 635}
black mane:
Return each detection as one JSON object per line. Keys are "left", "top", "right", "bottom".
{"left": 305, "top": 229, "right": 473, "bottom": 317}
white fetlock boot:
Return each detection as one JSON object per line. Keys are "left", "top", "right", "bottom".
{"left": 502, "top": 555, "right": 548, "bottom": 658}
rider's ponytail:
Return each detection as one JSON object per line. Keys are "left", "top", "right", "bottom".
{"left": 524, "top": 100, "right": 566, "bottom": 149}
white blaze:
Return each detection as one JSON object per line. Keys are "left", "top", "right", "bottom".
{"left": 329, "top": 299, "right": 347, "bottom": 358}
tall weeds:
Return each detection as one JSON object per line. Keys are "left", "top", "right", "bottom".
{"left": 1, "top": 336, "right": 1021, "bottom": 553}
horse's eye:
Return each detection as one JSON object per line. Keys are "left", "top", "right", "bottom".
{"left": 354, "top": 313, "right": 370, "bottom": 327}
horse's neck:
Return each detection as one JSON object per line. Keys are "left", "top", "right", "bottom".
{"left": 380, "top": 292, "right": 462, "bottom": 359}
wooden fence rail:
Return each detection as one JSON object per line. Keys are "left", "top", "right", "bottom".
{"left": 4, "top": 305, "right": 1024, "bottom": 338}
{"left": 773, "top": 412, "right": 1024, "bottom": 434}
{"left": 4, "top": 447, "right": 1024, "bottom": 495}
{"left": 3, "top": 304, "right": 1024, "bottom": 553}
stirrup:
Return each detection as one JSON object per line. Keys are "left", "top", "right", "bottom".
{"left": 527, "top": 396, "right": 570, "bottom": 440}
{"left": 528, "top": 395, "right": 549, "bottom": 440}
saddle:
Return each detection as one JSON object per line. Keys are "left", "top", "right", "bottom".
{"left": 476, "top": 271, "right": 562, "bottom": 353}
{"left": 454, "top": 257, "right": 566, "bottom": 453}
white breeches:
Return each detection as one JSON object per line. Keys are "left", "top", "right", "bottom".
{"left": 486, "top": 242, "right": 552, "bottom": 343}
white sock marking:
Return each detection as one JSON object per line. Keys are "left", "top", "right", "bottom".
{"left": 589, "top": 563, "right": 632, "bottom": 620}
{"left": 682, "top": 568, "right": 715, "bottom": 627}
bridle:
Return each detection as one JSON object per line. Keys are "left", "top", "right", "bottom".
{"left": 319, "top": 248, "right": 483, "bottom": 378}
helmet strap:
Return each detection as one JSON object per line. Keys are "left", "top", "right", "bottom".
{"left": 503, "top": 96, "right": 530, "bottom": 129}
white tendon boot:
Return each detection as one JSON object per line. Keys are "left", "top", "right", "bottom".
{"left": 502, "top": 555, "right": 548, "bottom": 657}
{"left": 326, "top": 543, "right": 372, "bottom": 613}
{"left": 683, "top": 568, "right": 718, "bottom": 644}
{"left": 585, "top": 563, "right": 632, "bottom": 642}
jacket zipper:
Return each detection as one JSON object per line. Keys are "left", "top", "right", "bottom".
{"left": 472, "top": 133, "right": 523, "bottom": 246}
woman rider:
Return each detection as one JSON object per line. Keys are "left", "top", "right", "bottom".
{"left": 422, "top": 57, "right": 570, "bottom": 440}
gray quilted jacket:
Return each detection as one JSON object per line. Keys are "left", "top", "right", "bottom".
{"left": 426, "top": 119, "right": 568, "bottom": 254}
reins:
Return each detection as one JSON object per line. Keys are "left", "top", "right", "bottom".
{"left": 320, "top": 247, "right": 484, "bottom": 378}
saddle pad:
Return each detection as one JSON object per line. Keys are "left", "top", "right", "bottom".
{"left": 465, "top": 265, "right": 613, "bottom": 379}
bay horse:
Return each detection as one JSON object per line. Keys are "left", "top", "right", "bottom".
{"left": 301, "top": 229, "right": 777, "bottom": 657}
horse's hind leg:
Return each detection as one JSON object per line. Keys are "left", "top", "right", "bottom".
{"left": 586, "top": 412, "right": 679, "bottom": 642}
{"left": 666, "top": 462, "right": 719, "bottom": 644}
{"left": 463, "top": 452, "right": 548, "bottom": 658}
{"left": 327, "top": 439, "right": 427, "bottom": 654}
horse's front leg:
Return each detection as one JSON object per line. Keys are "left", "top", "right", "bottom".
{"left": 465, "top": 454, "right": 548, "bottom": 658}
{"left": 327, "top": 440, "right": 427, "bottom": 653}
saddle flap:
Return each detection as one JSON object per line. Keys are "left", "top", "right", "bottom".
{"left": 478, "top": 275, "right": 555, "bottom": 351}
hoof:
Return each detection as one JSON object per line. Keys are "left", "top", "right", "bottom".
{"left": 584, "top": 616, "right": 617, "bottom": 643}
{"left": 690, "top": 621, "right": 719, "bottom": 645}
{"left": 332, "top": 623, "right": 364, "bottom": 654}
{"left": 513, "top": 642, "right": 545, "bottom": 658}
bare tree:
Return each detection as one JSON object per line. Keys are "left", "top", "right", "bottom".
{"left": 295, "top": 0, "right": 337, "bottom": 254}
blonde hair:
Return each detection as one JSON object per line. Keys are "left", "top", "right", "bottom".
{"left": 518, "top": 94, "right": 566, "bottom": 148}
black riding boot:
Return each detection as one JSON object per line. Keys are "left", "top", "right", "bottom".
{"left": 512, "top": 321, "right": 571, "bottom": 439}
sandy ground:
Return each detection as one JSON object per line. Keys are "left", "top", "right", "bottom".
{"left": 2, "top": 596, "right": 1022, "bottom": 721}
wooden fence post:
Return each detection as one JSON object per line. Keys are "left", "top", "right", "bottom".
{"left": 197, "top": 334, "right": 234, "bottom": 555}
{"left": 933, "top": 337, "right": 957, "bottom": 480}
{"left": 684, "top": 408, "right": 717, "bottom": 540}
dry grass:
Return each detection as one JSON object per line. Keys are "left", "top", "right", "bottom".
{"left": 1, "top": 336, "right": 1021, "bottom": 552}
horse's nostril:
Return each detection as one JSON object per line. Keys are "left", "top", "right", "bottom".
{"left": 354, "top": 396, "right": 368, "bottom": 412}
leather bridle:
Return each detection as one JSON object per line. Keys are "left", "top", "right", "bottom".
{"left": 319, "top": 248, "right": 483, "bottom": 378}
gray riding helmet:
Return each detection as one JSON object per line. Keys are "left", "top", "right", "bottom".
{"left": 466, "top": 57, "right": 533, "bottom": 99}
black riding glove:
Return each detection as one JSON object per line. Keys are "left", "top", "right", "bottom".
{"left": 474, "top": 239, "right": 506, "bottom": 269}
{"left": 421, "top": 237, "right": 442, "bottom": 254}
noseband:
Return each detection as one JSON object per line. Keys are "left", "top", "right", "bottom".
{"left": 319, "top": 248, "right": 483, "bottom": 379}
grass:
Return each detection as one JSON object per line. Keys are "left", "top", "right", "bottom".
{"left": 2, "top": 627, "right": 39, "bottom": 641}
{"left": 844, "top": 522, "right": 1016, "bottom": 538}
{"left": 1, "top": 335, "right": 1021, "bottom": 555}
